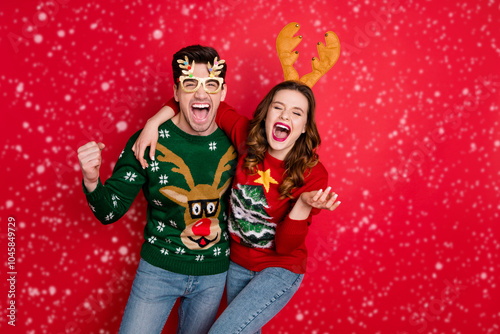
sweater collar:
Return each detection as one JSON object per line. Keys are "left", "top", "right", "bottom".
{"left": 163, "top": 119, "right": 224, "bottom": 142}
{"left": 265, "top": 150, "right": 286, "bottom": 169}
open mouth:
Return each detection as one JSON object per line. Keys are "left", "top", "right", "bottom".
{"left": 191, "top": 103, "right": 211, "bottom": 123}
{"left": 272, "top": 122, "right": 290, "bottom": 142}
{"left": 188, "top": 233, "right": 218, "bottom": 248}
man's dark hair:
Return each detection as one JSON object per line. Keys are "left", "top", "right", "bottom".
{"left": 172, "top": 45, "right": 227, "bottom": 85}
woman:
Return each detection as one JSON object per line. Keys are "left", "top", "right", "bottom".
{"left": 133, "top": 80, "right": 340, "bottom": 333}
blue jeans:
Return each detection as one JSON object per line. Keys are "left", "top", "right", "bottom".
{"left": 208, "top": 261, "right": 304, "bottom": 334}
{"left": 119, "top": 259, "right": 227, "bottom": 334}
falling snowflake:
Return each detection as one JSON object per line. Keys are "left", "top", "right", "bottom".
{"left": 105, "top": 212, "right": 114, "bottom": 221}
{"left": 148, "top": 236, "right": 157, "bottom": 244}
{"left": 195, "top": 255, "right": 204, "bottom": 261}
{"left": 165, "top": 238, "right": 172, "bottom": 244}
{"left": 111, "top": 194, "right": 120, "bottom": 207}
{"left": 225, "top": 249, "right": 230, "bottom": 256}
{"left": 175, "top": 247, "right": 185, "bottom": 255}
{"left": 160, "top": 248, "right": 169, "bottom": 255}
{"left": 213, "top": 247, "right": 221, "bottom": 256}
{"left": 124, "top": 171, "right": 137, "bottom": 182}
{"left": 209, "top": 141, "right": 217, "bottom": 151}
{"left": 223, "top": 231, "right": 229, "bottom": 240}
{"left": 157, "top": 221, "right": 165, "bottom": 232}
{"left": 153, "top": 199, "right": 163, "bottom": 206}
{"left": 159, "top": 129, "right": 170, "bottom": 138}
{"left": 88, "top": 203, "right": 96, "bottom": 212}
{"left": 170, "top": 220, "right": 177, "bottom": 228}
{"left": 150, "top": 161, "right": 159, "bottom": 172}
{"left": 119, "top": 150, "right": 124, "bottom": 159}
{"left": 159, "top": 175, "right": 168, "bottom": 184}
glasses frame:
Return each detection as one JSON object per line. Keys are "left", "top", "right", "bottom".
{"left": 188, "top": 199, "right": 220, "bottom": 219}
{"left": 178, "top": 76, "right": 224, "bottom": 94}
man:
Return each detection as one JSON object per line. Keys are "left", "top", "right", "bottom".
{"left": 77, "top": 45, "right": 236, "bottom": 333}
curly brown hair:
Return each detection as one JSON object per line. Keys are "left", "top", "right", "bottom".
{"left": 243, "top": 81, "right": 321, "bottom": 198}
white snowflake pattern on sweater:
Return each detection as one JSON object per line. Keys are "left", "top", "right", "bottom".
{"left": 111, "top": 194, "right": 120, "bottom": 208}
{"left": 159, "top": 175, "right": 168, "bottom": 185}
{"left": 124, "top": 171, "right": 137, "bottom": 182}
{"left": 159, "top": 129, "right": 170, "bottom": 138}
{"left": 150, "top": 161, "right": 159, "bottom": 172}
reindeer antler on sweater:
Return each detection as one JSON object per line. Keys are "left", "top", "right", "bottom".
{"left": 276, "top": 22, "right": 340, "bottom": 88}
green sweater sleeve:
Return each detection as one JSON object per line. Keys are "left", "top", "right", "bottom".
{"left": 83, "top": 132, "right": 147, "bottom": 225}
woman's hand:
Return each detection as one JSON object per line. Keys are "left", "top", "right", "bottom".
{"left": 300, "top": 187, "right": 341, "bottom": 211}
{"left": 132, "top": 119, "right": 160, "bottom": 169}
{"left": 132, "top": 105, "right": 175, "bottom": 169}
{"left": 289, "top": 186, "right": 340, "bottom": 220}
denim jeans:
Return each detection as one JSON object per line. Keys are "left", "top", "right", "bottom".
{"left": 119, "top": 258, "right": 227, "bottom": 334}
{"left": 208, "top": 261, "right": 304, "bottom": 334}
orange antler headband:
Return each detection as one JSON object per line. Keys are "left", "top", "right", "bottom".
{"left": 276, "top": 22, "right": 340, "bottom": 88}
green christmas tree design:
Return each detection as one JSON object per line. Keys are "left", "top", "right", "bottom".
{"left": 229, "top": 184, "right": 276, "bottom": 249}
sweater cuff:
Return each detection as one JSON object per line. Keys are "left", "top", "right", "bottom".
{"left": 279, "top": 215, "right": 309, "bottom": 235}
{"left": 82, "top": 178, "right": 105, "bottom": 201}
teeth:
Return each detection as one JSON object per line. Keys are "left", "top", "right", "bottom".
{"left": 192, "top": 103, "right": 210, "bottom": 108}
{"left": 276, "top": 124, "right": 290, "bottom": 131}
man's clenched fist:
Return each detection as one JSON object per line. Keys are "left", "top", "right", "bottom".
{"left": 78, "top": 141, "right": 105, "bottom": 192}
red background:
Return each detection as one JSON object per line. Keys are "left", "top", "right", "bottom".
{"left": 1, "top": 0, "right": 499, "bottom": 333}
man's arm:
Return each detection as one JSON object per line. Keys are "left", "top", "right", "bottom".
{"left": 78, "top": 135, "right": 147, "bottom": 225}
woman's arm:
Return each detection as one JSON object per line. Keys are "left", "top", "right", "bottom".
{"left": 274, "top": 163, "right": 341, "bottom": 254}
{"left": 214, "top": 102, "right": 250, "bottom": 153}
{"left": 132, "top": 103, "right": 177, "bottom": 169}
{"left": 133, "top": 98, "right": 250, "bottom": 168}
{"left": 274, "top": 187, "right": 341, "bottom": 254}
{"left": 289, "top": 187, "right": 340, "bottom": 220}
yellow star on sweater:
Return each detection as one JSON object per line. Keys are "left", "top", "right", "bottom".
{"left": 254, "top": 168, "right": 278, "bottom": 193}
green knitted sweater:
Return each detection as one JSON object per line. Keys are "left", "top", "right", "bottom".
{"left": 84, "top": 120, "right": 237, "bottom": 275}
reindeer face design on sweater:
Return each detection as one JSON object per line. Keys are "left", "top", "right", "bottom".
{"left": 156, "top": 143, "right": 235, "bottom": 250}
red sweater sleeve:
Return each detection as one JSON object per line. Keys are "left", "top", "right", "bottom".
{"left": 274, "top": 162, "right": 329, "bottom": 254}
{"left": 215, "top": 102, "right": 249, "bottom": 155}
{"left": 165, "top": 97, "right": 179, "bottom": 114}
